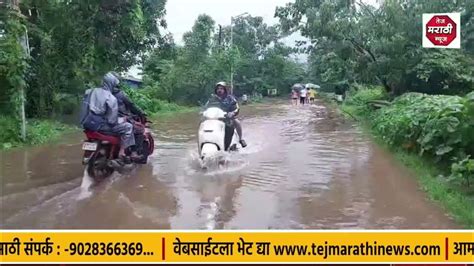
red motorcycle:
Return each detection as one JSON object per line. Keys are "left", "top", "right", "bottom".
{"left": 81, "top": 115, "right": 154, "bottom": 181}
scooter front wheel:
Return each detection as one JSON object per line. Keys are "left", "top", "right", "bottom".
{"left": 200, "top": 143, "right": 219, "bottom": 160}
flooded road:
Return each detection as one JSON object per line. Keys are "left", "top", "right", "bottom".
{"left": 0, "top": 100, "right": 459, "bottom": 229}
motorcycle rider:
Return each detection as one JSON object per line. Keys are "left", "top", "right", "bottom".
{"left": 80, "top": 72, "right": 142, "bottom": 164}
{"left": 110, "top": 72, "right": 146, "bottom": 118}
{"left": 205, "top": 81, "right": 247, "bottom": 148}
{"left": 109, "top": 72, "right": 148, "bottom": 157}
{"left": 242, "top": 94, "right": 248, "bottom": 104}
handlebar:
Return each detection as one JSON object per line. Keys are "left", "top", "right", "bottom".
{"left": 124, "top": 114, "right": 152, "bottom": 126}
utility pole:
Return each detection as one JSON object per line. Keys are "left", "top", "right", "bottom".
{"left": 230, "top": 17, "right": 233, "bottom": 94}
{"left": 218, "top": 24, "right": 222, "bottom": 46}
{"left": 19, "top": 25, "right": 29, "bottom": 141}
{"left": 229, "top": 12, "right": 249, "bottom": 95}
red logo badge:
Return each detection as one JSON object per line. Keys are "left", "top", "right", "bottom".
{"left": 423, "top": 13, "right": 460, "bottom": 49}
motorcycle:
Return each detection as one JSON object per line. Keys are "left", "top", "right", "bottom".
{"left": 81, "top": 115, "right": 154, "bottom": 181}
{"left": 198, "top": 107, "right": 239, "bottom": 166}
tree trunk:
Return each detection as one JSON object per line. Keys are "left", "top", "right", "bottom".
{"left": 380, "top": 78, "right": 392, "bottom": 94}
{"left": 10, "top": 0, "right": 27, "bottom": 141}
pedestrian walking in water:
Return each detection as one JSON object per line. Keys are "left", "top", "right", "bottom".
{"left": 308, "top": 88, "right": 316, "bottom": 104}
{"left": 299, "top": 87, "right": 307, "bottom": 105}
{"left": 305, "top": 87, "right": 310, "bottom": 104}
{"left": 291, "top": 89, "right": 299, "bottom": 105}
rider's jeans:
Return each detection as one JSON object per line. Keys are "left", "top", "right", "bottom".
{"left": 100, "top": 122, "right": 135, "bottom": 149}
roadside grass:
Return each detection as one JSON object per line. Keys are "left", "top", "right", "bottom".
{"left": 0, "top": 116, "right": 77, "bottom": 150}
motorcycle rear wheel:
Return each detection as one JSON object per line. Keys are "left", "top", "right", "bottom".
{"left": 87, "top": 152, "right": 114, "bottom": 181}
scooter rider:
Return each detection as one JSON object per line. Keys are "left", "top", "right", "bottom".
{"left": 80, "top": 72, "right": 142, "bottom": 164}
{"left": 205, "top": 81, "right": 247, "bottom": 148}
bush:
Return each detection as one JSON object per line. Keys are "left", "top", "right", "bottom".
{"left": 372, "top": 93, "right": 473, "bottom": 164}
{"left": 26, "top": 119, "right": 70, "bottom": 145}
{"left": 123, "top": 86, "right": 189, "bottom": 115}
{"left": 342, "top": 88, "right": 474, "bottom": 187}
{"left": 0, "top": 116, "right": 21, "bottom": 148}
{"left": 0, "top": 116, "right": 71, "bottom": 149}
{"left": 343, "top": 86, "right": 387, "bottom": 116}
{"left": 449, "top": 156, "right": 474, "bottom": 186}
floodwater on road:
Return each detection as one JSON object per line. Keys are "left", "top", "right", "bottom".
{"left": 0, "top": 99, "right": 460, "bottom": 229}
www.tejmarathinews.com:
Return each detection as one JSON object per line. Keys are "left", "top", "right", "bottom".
{"left": 272, "top": 241, "right": 441, "bottom": 259}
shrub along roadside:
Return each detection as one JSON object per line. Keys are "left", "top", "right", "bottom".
{"left": 331, "top": 87, "right": 474, "bottom": 228}
{"left": 0, "top": 116, "right": 75, "bottom": 150}
{"left": 123, "top": 87, "right": 197, "bottom": 116}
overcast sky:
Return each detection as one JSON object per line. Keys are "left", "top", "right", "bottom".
{"left": 165, "top": 0, "right": 293, "bottom": 44}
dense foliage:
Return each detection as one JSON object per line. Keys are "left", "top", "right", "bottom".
{"left": 0, "top": 3, "right": 29, "bottom": 117}
{"left": 122, "top": 86, "right": 184, "bottom": 114}
{"left": 276, "top": 0, "right": 474, "bottom": 96}
{"left": 1, "top": 0, "right": 167, "bottom": 118}
{"left": 373, "top": 93, "right": 474, "bottom": 162}
{"left": 341, "top": 88, "right": 474, "bottom": 189}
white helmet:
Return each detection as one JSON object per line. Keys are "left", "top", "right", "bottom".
{"left": 214, "top": 81, "right": 228, "bottom": 94}
{"left": 215, "top": 81, "right": 227, "bottom": 87}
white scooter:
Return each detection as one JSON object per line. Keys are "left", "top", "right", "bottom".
{"left": 198, "top": 107, "right": 239, "bottom": 164}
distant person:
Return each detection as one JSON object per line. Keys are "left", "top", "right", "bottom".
{"left": 299, "top": 87, "right": 307, "bottom": 105}
{"left": 308, "top": 88, "right": 317, "bottom": 104}
{"left": 242, "top": 94, "right": 248, "bottom": 104}
{"left": 305, "top": 88, "right": 310, "bottom": 104}
{"left": 291, "top": 90, "right": 299, "bottom": 105}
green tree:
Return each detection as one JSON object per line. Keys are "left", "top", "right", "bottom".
{"left": 1, "top": 0, "right": 167, "bottom": 118}
{"left": 276, "top": 0, "right": 474, "bottom": 95}
{"left": 0, "top": 1, "right": 29, "bottom": 140}
{"left": 143, "top": 15, "right": 218, "bottom": 104}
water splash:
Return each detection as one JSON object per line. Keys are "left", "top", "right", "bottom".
{"left": 77, "top": 169, "right": 93, "bottom": 200}
{"left": 185, "top": 149, "right": 249, "bottom": 176}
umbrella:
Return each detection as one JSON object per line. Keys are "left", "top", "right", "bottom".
{"left": 292, "top": 83, "right": 304, "bottom": 90}
{"left": 306, "top": 83, "right": 320, "bottom": 89}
